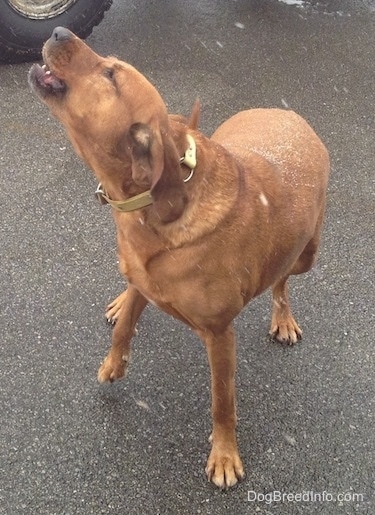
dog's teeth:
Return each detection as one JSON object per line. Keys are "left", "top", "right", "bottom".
{"left": 42, "top": 64, "right": 47, "bottom": 70}
{"left": 45, "top": 70, "right": 51, "bottom": 75}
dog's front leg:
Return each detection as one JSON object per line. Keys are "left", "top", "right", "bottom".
{"left": 98, "top": 285, "right": 148, "bottom": 383}
{"left": 199, "top": 325, "right": 244, "bottom": 489}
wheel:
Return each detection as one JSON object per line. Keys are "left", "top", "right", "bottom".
{"left": 0, "top": 0, "right": 113, "bottom": 64}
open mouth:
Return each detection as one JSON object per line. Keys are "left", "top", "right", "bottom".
{"left": 28, "top": 63, "right": 66, "bottom": 98}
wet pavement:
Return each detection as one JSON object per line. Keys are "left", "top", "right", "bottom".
{"left": 0, "top": 0, "right": 374, "bottom": 513}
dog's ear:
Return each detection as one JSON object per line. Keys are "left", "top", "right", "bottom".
{"left": 127, "top": 123, "right": 187, "bottom": 223}
{"left": 127, "top": 123, "right": 155, "bottom": 188}
{"left": 167, "top": 99, "right": 200, "bottom": 130}
{"left": 188, "top": 98, "right": 201, "bottom": 130}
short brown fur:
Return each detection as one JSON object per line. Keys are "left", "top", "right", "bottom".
{"left": 29, "top": 29, "right": 329, "bottom": 489}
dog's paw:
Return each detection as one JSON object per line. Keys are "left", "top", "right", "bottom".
{"left": 105, "top": 304, "right": 121, "bottom": 324}
{"left": 105, "top": 291, "right": 127, "bottom": 324}
{"left": 97, "top": 353, "right": 129, "bottom": 383}
{"left": 205, "top": 448, "right": 244, "bottom": 489}
{"left": 269, "top": 316, "right": 302, "bottom": 345}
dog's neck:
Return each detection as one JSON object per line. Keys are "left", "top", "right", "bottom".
{"left": 95, "top": 134, "right": 197, "bottom": 213}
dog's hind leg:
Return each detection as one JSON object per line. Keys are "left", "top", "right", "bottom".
{"left": 269, "top": 276, "right": 302, "bottom": 345}
{"left": 269, "top": 221, "right": 323, "bottom": 344}
{"left": 199, "top": 324, "right": 245, "bottom": 489}
{"left": 289, "top": 201, "right": 325, "bottom": 277}
{"left": 98, "top": 285, "right": 148, "bottom": 383}
{"left": 270, "top": 201, "right": 325, "bottom": 345}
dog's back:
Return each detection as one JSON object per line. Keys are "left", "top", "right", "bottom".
{"left": 212, "top": 108, "right": 329, "bottom": 193}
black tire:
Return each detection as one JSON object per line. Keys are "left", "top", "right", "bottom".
{"left": 0, "top": 0, "right": 113, "bottom": 64}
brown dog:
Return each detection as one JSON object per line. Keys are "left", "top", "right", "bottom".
{"left": 29, "top": 27, "right": 329, "bottom": 489}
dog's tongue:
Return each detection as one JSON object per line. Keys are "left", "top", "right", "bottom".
{"left": 44, "top": 72, "right": 63, "bottom": 88}
{"left": 39, "top": 69, "right": 66, "bottom": 93}
{"left": 29, "top": 63, "right": 67, "bottom": 98}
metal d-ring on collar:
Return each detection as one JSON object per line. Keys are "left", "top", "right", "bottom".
{"left": 95, "top": 133, "right": 197, "bottom": 212}
{"left": 182, "top": 166, "right": 194, "bottom": 183}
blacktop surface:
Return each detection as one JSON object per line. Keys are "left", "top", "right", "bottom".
{"left": 0, "top": 0, "right": 374, "bottom": 513}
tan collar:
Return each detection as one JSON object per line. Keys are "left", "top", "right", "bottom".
{"left": 95, "top": 134, "right": 196, "bottom": 213}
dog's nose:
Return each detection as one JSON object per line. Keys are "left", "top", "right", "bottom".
{"left": 51, "top": 27, "right": 73, "bottom": 42}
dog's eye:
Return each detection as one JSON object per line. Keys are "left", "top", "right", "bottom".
{"left": 104, "top": 68, "right": 115, "bottom": 81}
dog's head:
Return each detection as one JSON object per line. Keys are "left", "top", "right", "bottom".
{"left": 29, "top": 27, "right": 187, "bottom": 222}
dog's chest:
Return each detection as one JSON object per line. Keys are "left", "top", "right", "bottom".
{"left": 116, "top": 225, "right": 170, "bottom": 304}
